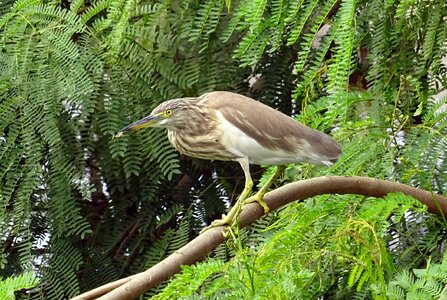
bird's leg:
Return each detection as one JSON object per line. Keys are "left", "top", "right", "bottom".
{"left": 205, "top": 158, "right": 253, "bottom": 229}
{"left": 212, "top": 175, "right": 253, "bottom": 227}
{"left": 243, "top": 165, "right": 286, "bottom": 212}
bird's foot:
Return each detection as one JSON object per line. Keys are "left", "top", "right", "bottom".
{"left": 200, "top": 198, "right": 246, "bottom": 235}
{"left": 200, "top": 193, "right": 271, "bottom": 235}
{"left": 240, "top": 165, "right": 285, "bottom": 214}
{"left": 210, "top": 214, "right": 232, "bottom": 227}
{"left": 199, "top": 179, "right": 257, "bottom": 235}
{"left": 200, "top": 213, "right": 234, "bottom": 236}
{"left": 243, "top": 194, "right": 270, "bottom": 214}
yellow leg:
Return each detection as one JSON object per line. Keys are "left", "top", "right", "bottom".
{"left": 243, "top": 165, "right": 285, "bottom": 213}
{"left": 208, "top": 175, "right": 253, "bottom": 228}
{"left": 202, "top": 158, "right": 253, "bottom": 231}
{"left": 202, "top": 162, "right": 286, "bottom": 234}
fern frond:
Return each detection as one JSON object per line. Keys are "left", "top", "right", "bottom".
{"left": 0, "top": 272, "right": 37, "bottom": 300}
{"left": 188, "top": 0, "right": 225, "bottom": 42}
{"left": 326, "top": 0, "right": 356, "bottom": 97}
{"left": 152, "top": 260, "right": 225, "bottom": 299}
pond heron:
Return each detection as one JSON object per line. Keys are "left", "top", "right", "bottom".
{"left": 116, "top": 91, "right": 341, "bottom": 227}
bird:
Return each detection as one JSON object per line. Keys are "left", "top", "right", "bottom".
{"left": 116, "top": 91, "right": 341, "bottom": 227}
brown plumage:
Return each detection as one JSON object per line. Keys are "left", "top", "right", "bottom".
{"left": 117, "top": 91, "right": 341, "bottom": 226}
{"left": 201, "top": 92, "right": 341, "bottom": 165}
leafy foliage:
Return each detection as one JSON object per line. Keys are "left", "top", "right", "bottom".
{"left": 0, "top": 0, "right": 446, "bottom": 298}
{"left": 160, "top": 192, "right": 443, "bottom": 299}
{"left": 0, "top": 272, "right": 37, "bottom": 300}
{"left": 387, "top": 255, "right": 447, "bottom": 300}
{"left": 151, "top": 259, "right": 225, "bottom": 299}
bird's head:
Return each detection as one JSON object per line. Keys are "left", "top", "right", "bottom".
{"left": 115, "top": 99, "right": 193, "bottom": 137}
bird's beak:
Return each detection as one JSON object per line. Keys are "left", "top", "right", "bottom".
{"left": 115, "top": 114, "right": 161, "bottom": 138}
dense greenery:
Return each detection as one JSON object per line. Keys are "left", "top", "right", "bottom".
{"left": 0, "top": 0, "right": 446, "bottom": 298}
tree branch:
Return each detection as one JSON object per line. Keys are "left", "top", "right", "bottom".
{"left": 72, "top": 176, "right": 447, "bottom": 300}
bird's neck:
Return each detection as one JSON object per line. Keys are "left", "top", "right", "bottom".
{"left": 169, "top": 108, "right": 215, "bottom": 136}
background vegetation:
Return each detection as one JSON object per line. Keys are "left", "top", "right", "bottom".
{"left": 0, "top": 0, "right": 446, "bottom": 298}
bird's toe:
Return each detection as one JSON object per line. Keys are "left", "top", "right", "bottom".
{"left": 244, "top": 195, "right": 270, "bottom": 214}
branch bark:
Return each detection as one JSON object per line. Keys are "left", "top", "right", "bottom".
{"left": 72, "top": 176, "right": 447, "bottom": 300}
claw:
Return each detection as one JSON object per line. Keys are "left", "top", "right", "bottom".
{"left": 243, "top": 195, "right": 270, "bottom": 213}
{"left": 200, "top": 214, "right": 232, "bottom": 235}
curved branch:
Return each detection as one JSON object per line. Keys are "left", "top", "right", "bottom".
{"left": 72, "top": 176, "right": 447, "bottom": 300}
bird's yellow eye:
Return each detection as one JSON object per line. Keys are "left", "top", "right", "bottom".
{"left": 165, "top": 110, "right": 173, "bottom": 117}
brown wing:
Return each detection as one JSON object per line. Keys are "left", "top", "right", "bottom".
{"left": 200, "top": 91, "right": 341, "bottom": 161}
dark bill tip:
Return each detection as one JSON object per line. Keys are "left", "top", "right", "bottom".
{"left": 114, "top": 115, "right": 159, "bottom": 138}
